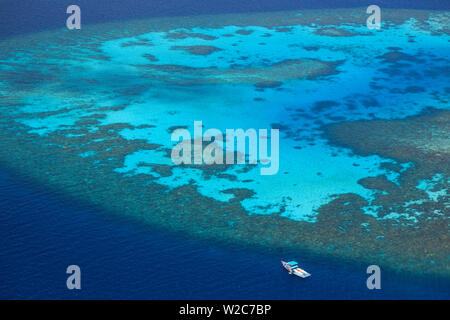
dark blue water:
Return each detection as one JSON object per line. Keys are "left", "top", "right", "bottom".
{"left": 1, "top": 0, "right": 449, "bottom": 38}
{"left": 0, "top": 167, "right": 448, "bottom": 299}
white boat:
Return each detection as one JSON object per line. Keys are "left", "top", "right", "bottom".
{"left": 281, "top": 260, "right": 311, "bottom": 278}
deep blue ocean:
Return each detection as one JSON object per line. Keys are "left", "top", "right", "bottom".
{"left": 0, "top": 1, "right": 449, "bottom": 299}
{"left": 1, "top": 0, "right": 449, "bottom": 38}
{"left": 0, "top": 167, "right": 449, "bottom": 299}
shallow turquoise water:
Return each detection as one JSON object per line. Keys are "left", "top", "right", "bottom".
{"left": 2, "top": 12, "right": 448, "bottom": 223}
